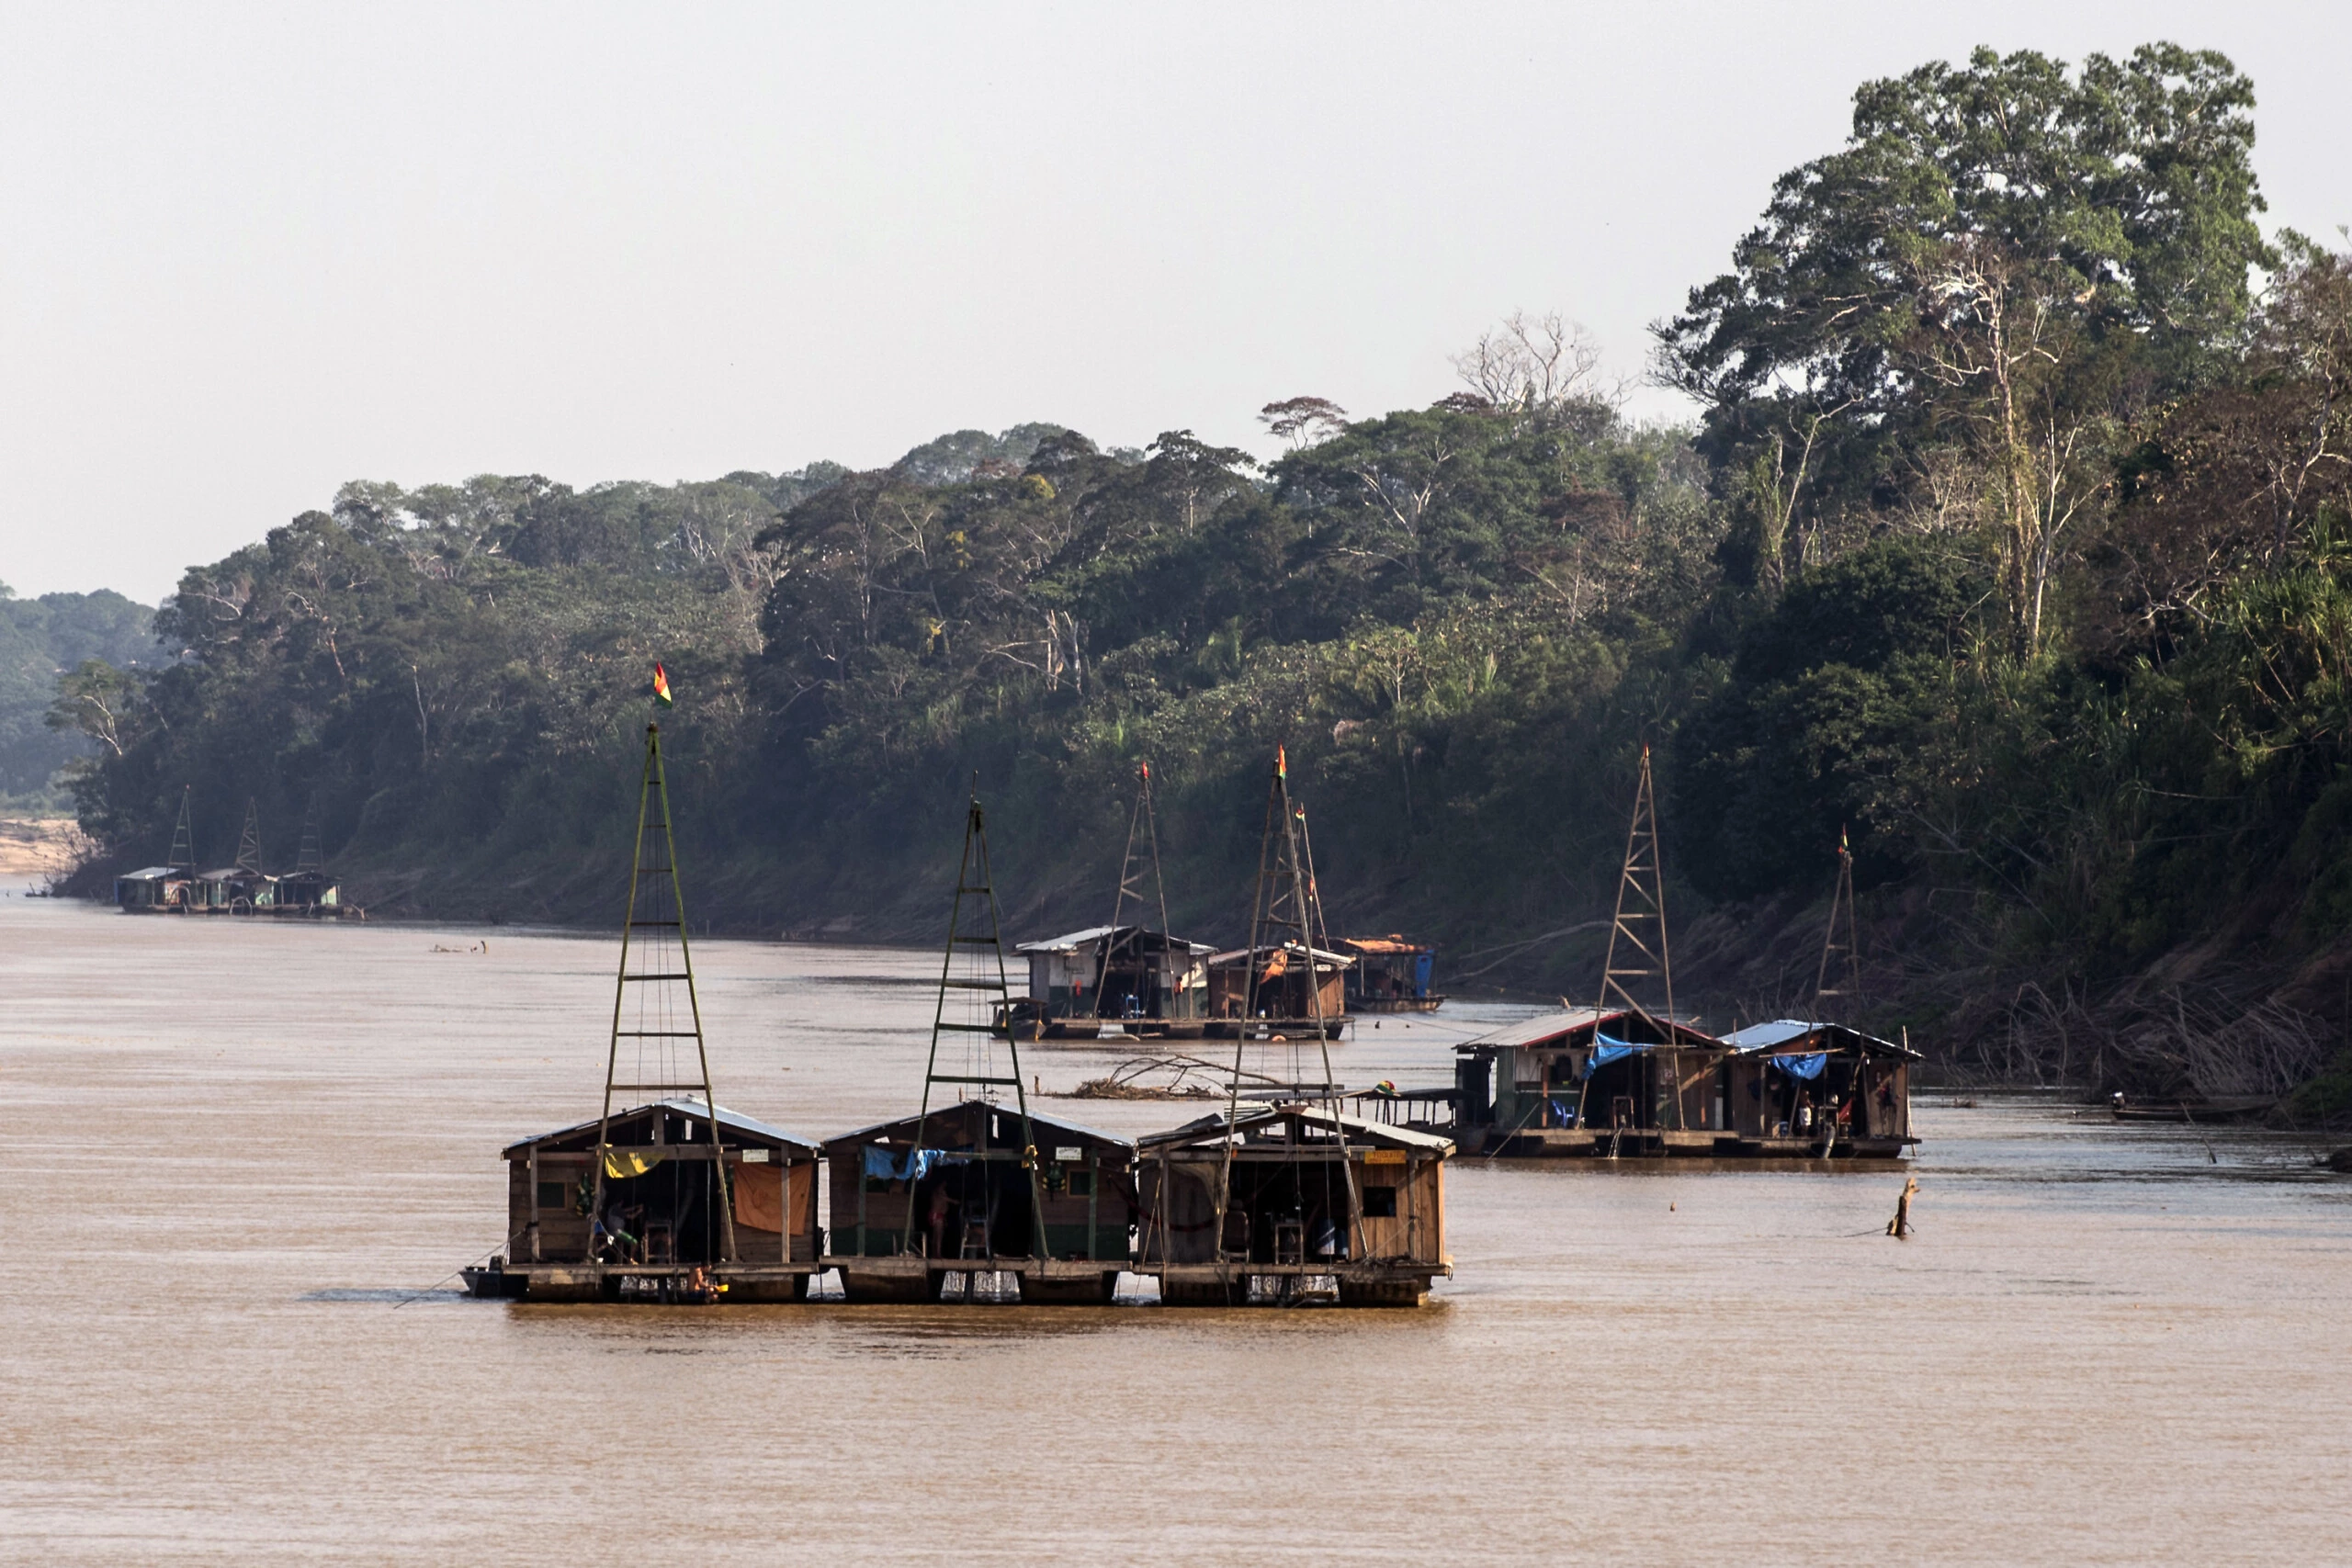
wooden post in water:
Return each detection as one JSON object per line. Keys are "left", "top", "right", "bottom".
{"left": 1886, "top": 1175, "right": 1917, "bottom": 1238}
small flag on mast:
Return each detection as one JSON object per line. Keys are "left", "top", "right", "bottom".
{"left": 1276, "top": 744, "right": 1287, "bottom": 780}
{"left": 652, "top": 662, "right": 674, "bottom": 707}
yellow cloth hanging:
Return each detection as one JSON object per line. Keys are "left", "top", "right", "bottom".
{"left": 602, "top": 1147, "right": 670, "bottom": 1179}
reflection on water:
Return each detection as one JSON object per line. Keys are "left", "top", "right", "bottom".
{"left": 0, "top": 899, "right": 2346, "bottom": 1563}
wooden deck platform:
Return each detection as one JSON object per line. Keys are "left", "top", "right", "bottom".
{"left": 1478, "top": 1127, "right": 1917, "bottom": 1160}
{"left": 462, "top": 1261, "right": 822, "bottom": 1303}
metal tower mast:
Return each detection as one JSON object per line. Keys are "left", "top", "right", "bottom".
{"left": 1216, "top": 748, "right": 1360, "bottom": 1272}
{"left": 1596, "top": 743, "right": 1677, "bottom": 1027}
{"left": 588, "top": 722, "right": 737, "bottom": 1263}
{"left": 1092, "top": 760, "right": 1174, "bottom": 1021}
{"left": 1814, "top": 826, "right": 1862, "bottom": 1020}
{"left": 235, "top": 798, "right": 265, "bottom": 874}
{"left": 1594, "top": 742, "right": 1685, "bottom": 1130}
{"left": 166, "top": 787, "right": 195, "bottom": 869}
{"left": 293, "top": 795, "right": 324, "bottom": 875}
{"left": 906, "top": 790, "right": 1047, "bottom": 1259}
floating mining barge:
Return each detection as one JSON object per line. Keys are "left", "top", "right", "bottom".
{"left": 465, "top": 735, "right": 1454, "bottom": 1307}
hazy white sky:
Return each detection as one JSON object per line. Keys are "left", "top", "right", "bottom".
{"left": 3, "top": 2, "right": 2346, "bottom": 602}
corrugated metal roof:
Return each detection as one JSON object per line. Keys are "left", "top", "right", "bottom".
{"left": 119, "top": 867, "right": 183, "bottom": 880}
{"left": 1204, "top": 942, "right": 1355, "bottom": 967}
{"left": 1014, "top": 925, "right": 1121, "bottom": 952}
{"left": 1724, "top": 1020, "right": 1919, "bottom": 1059}
{"left": 1453, "top": 1008, "right": 1724, "bottom": 1052}
{"left": 503, "top": 1099, "right": 822, "bottom": 1156}
{"left": 1454, "top": 1009, "right": 1615, "bottom": 1049}
{"left": 1013, "top": 925, "right": 1213, "bottom": 955}
{"left": 1723, "top": 1020, "right": 1817, "bottom": 1050}
{"left": 1340, "top": 936, "right": 1429, "bottom": 955}
{"left": 1138, "top": 1102, "right": 1454, "bottom": 1154}
{"left": 822, "top": 1098, "right": 1135, "bottom": 1151}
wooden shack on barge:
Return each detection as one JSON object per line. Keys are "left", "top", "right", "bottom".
{"left": 1002, "top": 924, "right": 1213, "bottom": 1038}
{"left": 1721, "top": 1020, "right": 1918, "bottom": 1158}
{"left": 1204, "top": 941, "right": 1352, "bottom": 1039}
{"left": 820, "top": 1100, "right": 1137, "bottom": 1303}
{"left": 1340, "top": 936, "right": 1444, "bottom": 1012}
{"left": 462, "top": 715, "right": 813, "bottom": 1303}
{"left": 1449, "top": 1008, "right": 1731, "bottom": 1156}
{"left": 114, "top": 864, "right": 197, "bottom": 911}
{"left": 1135, "top": 1103, "right": 1452, "bottom": 1307}
{"left": 479, "top": 1100, "right": 823, "bottom": 1301}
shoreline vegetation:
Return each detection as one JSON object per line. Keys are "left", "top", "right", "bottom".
{"left": 24, "top": 42, "right": 2352, "bottom": 1116}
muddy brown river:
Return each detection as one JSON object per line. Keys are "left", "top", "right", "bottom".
{"left": 1, "top": 897, "right": 2346, "bottom": 1563}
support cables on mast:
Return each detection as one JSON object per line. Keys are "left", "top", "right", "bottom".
{"left": 588, "top": 719, "right": 737, "bottom": 1265}
{"left": 905, "top": 789, "right": 1048, "bottom": 1262}
{"left": 1594, "top": 742, "right": 1685, "bottom": 1131}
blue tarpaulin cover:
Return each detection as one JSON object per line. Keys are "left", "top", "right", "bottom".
{"left": 1769, "top": 1053, "right": 1828, "bottom": 1080}
{"left": 863, "top": 1145, "right": 963, "bottom": 1182}
{"left": 1586, "top": 1032, "right": 1647, "bottom": 1072}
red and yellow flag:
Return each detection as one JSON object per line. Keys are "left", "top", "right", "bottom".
{"left": 652, "top": 662, "right": 674, "bottom": 707}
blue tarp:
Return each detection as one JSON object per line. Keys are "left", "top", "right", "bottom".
{"left": 863, "top": 1145, "right": 965, "bottom": 1182}
{"left": 1769, "top": 1053, "right": 1828, "bottom": 1080}
{"left": 1586, "top": 1033, "right": 1646, "bottom": 1072}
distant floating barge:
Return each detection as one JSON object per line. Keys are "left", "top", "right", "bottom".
{"left": 1363, "top": 1010, "right": 1917, "bottom": 1161}
{"left": 1340, "top": 935, "right": 1445, "bottom": 1014}
{"left": 1348, "top": 744, "right": 1918, "bottom": 1164}
{"left": 114, "top": 793, "right": 349, "bottom": 916}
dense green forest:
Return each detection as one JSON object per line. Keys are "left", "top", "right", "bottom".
{"left": 0, "top": 584, "right": 158, "bottom": 807}
{"left": 46, "top": 43, "right": 2352, "bottom": 1108}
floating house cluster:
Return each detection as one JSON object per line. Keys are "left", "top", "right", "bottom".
{"left": 1401, "top": 1010, "right": 1918, "bottom": 1158}
{"left": 463, "top": 716, "right": 1916, "bottom": 1311}
{"left": 482, "top": 1086, "right": 1453, "bottom": 1307}
{"left": 114, "top": 793, "right": 344, "bottom": 917}
{"left": 467, "top": 730, "right": 1456, "bottom": 1308}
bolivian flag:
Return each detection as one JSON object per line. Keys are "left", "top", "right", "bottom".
{"left": 652, "top": 662, "right": 674, "bottom": 707}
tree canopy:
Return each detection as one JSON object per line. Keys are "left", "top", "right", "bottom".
{"left": 33, "top": 42, "right": 2352, "bottom": 1104}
